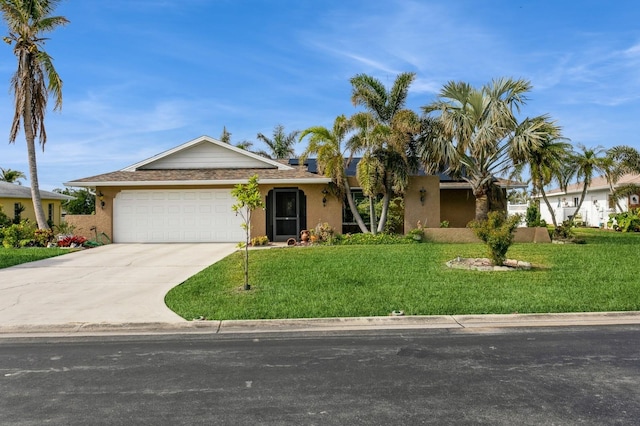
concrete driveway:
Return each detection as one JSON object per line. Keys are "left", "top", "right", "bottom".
{"left": 0, "top": 243, "right": 237, "bottom": 327}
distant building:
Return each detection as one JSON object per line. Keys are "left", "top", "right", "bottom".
{"left": 0, "top": 182, "right": 73, "bottom": 227}
{"left": 537, "top": 173, "right": 640, "bottom": 227}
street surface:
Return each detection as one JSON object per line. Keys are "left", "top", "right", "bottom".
{"left": 1, "top": 326, "right": 639, "bottom": 425}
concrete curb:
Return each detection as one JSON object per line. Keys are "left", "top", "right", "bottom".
{"left": 1, "top": 311, "right": 639, "bottom": 338}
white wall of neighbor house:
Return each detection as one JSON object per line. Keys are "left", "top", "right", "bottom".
{"left": 538, "top": 188, "right": 630, "bottom": 227}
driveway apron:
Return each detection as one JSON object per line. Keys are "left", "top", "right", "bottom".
{"left": 0, "top": 243, "right": 237, "bottom": 326}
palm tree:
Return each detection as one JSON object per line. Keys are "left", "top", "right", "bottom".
{"left": 0, "top": 167, "right": 26, "bottom": 184}
{"left": 512, "top": 118, "right": 570, "bottom": 227}
{"left": 350, "top": 72, "right": 421, "bottom": 233}
{"left": 421, "top": 78, "right": 558, "bottom": 221}
{"left": 299, "top": 115, "right": 369, "bottom": 233}
{"left": 256, "top": 124, "right": 300, "bottom": 159}
{"left": 569, "top": 144, "right": 606, "bottom": 221}
{"left": 604, "top": 145, "right": 640, "bottom": 212}
{"left": 219, "top": 126, "right": 231, "bottom": 143}
{"left": 0, "top": 0, "right": 68, "bottom": 230}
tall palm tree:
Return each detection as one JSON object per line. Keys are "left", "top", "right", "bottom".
{"left": 350, "top": 72, "right": 420, "bottom": 233}
{"left": 219, "top": 126, "right": 231, "bottom": 143}
{"left": 0, "top": 167, "right": 26, "bottom": 184}
{"left": 569, "top": 144, "right": 606, "bottom": 221}
{"left": 421, "top": 78, "right": 557, "bottom": 221}
{"left": 256, "top": 124, "right": 299, "bottom": 159}
{"left": 512, "top": 118, "right": 570, "bottom": 227}
{"left": 299, "top": 115, "right": 369, "bottom": 233}
{"left": 0, "top": 0, "right": 68, "bottom": 229}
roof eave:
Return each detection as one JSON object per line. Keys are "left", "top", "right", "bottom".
{"left": 64, "top": 178, "right": 332, "bottom": 187}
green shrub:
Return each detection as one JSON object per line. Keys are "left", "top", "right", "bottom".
{"left": 468, "top": 211, "right": 520, "bottom": 265}
{"left": 0, "top": 205, "right": 11, "bottom": 228}
{"left": 333, "top": 232, "right": 415, "bottom": 245}
{"left": 440, "top": 220, "right": 450, "bottom": 228}
{"left": 33, "top": 229, "right": 55, "bottom": 247}
{"left": 356, "top": 196, "right": 404, "bottom": 234}
{"left": 525, "top": 204, "right": 543, "bottom": 227}
{"left": 310, "top": 222, "right": 335, "bottom": 243}
{"left": 250, "top": 235, "right": 270, "bottom": 246}
{"left": 608, "top": 209, "right": 640, "bottom": 232}
{"left": 553, "top": 220, "right": 576, "bottom": 240}
{"left": 2, "top": 221, "right": 36, "bottom": 248}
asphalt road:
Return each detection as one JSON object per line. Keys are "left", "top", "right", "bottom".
{"left": 1, "top": 326, "right": 639, "bottom": 425}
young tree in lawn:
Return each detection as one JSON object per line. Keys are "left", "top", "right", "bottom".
{"left": 231, "top": 175, "right": 264, "bottom": 291}
{"left": 0, "top": 0, "right": 68, "bottom": 230}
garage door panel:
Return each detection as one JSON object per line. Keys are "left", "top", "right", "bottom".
{"left": 114, "top": 189, "right": 245, "bottom": 243}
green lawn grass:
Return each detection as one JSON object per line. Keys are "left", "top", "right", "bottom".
{"left": 166, "top": 228, "right": 640, "bottom": 320}
{"left": 0, "top": 247, "right": 69, "bottom": 269}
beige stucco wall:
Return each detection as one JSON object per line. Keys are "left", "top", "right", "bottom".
{"left": 423, "top": 227, "right": 551, "bottom": 243}
{"left": 0, "top": 197, "right": 65, "bottom": 227}
{"left": 404, "top": 176, "right": 441, "bottom": 231}
{"left": 63, "top": 186, "right": 118, "bottom": 241}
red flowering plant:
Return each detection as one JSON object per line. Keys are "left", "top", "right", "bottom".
{"left": 57, "top": 235, "right": 87, "bottom": 247}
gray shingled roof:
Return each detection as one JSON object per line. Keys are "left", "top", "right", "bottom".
{"left": 0, "top": 181, "right": 73, "bottom": 200}
{"left": 66, "top": 168, "right": 329, "bottom": 185}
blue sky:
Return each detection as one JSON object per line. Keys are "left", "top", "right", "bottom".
{"left": 0, "top": 0, "right": 639, "bottom": 190}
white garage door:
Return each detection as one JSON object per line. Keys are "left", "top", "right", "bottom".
{"left": 114, "top": 189, "right": 245, "bottom": 243}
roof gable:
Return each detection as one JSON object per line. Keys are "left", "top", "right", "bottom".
{"left": 123, "top": 136, "right": 293, "bottom": 171}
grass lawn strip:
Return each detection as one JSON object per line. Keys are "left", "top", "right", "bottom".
{"left": 0, "top": 247, "right": 70, "bottom": 269}
{"left": 166, "top": 229, "right": 640, "bottom": 320}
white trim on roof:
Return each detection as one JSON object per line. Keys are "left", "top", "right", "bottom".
{"left": 64, "top": 178, "right": 332, "bottom": 187}
{"left": 121, "top": 135, "right": 294, "bottom": 172}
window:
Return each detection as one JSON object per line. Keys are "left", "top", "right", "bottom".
{"left": 573, "top": 197, "right": 579, "bottom": 207}
{"left": 48, "top": 203, "right": 54, "bottom": 222}
{"left": 342, "top": 189, "right": 366, "bottom": 225}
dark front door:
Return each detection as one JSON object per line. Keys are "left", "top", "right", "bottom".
{"left": 273, "top": 189, "right": 299, "bottom": 242}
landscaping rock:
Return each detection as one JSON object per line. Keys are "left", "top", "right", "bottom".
{"left": 446, "top": 257, "right": 531, "bottom": 271}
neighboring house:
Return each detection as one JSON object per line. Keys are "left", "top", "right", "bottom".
{"left": 0, "top": 181, "right": 73, "bottom": 227}
{"left": 65, "top": 135, "right": 518, "bottom": 243}
{"left": 537, "top": 173, "right": 640, "bottom": 227}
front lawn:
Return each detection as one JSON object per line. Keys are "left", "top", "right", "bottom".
{"left": 165, "top": 229, "right": 640, "bottom": 320}
{"left": 0, "top": 247, "right": 70, "bottom": 269}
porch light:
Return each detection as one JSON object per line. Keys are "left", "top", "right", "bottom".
{"left": 419, "top": 187, "right": 426, "bottom": 205}
{"left": 322, "top": 188, "right": 328, "bottom": 207}
{"left": 97, "top": 190, "right": 105, "bottom": 209}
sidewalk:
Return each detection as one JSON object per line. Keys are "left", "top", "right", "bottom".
{"left": 1, "top": 311, "right": 639, "bottom": 338}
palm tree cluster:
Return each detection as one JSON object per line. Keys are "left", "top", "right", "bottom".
{"left": 297, "top": 73, "right": 640, "bottom": 231}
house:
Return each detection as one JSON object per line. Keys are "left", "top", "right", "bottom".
{"left": 537, "top": 173, "right": 640, "bottom": 227}
{"left": 0, "top": 181, "right": 72, "bottom": 227}
{"left": 64, "top": 135, "right": 513, "bottom": 243}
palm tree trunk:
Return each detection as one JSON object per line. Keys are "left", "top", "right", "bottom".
{"left": 377, "top": 192, "right": 391, "bottom": 233}
{"left": 343, "top": 177, "right": 369, "bottom": 233}
{"left": 539, "top": 185, "right": 558, "bottom": 228}
{"left": 474, "top": 185, "right": 490, "bottom": 222}
{"left": 608, "top": 182, "right": 624, "bottom": 213}
{"left": 23, "top": 75, "right": 49, "bottom": 230}
{"left": 369, "top": 196, "right": 377, "bottom": 235}
{"left": 571, "top": 183, "right": 589, "bottom": 223}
